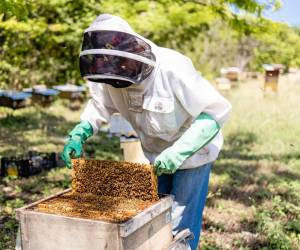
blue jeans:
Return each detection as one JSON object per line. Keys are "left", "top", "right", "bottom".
{"left": 158, "top": 163, "right": 212, "bottom": 250}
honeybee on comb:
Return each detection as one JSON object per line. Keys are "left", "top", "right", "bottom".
{"left": 35, "top": 159, "right": 159, "bottom": 222}
{"left": 71, "top": 159, "right": 158, "bottom": 201}
{"left": 36, "top": 192, "right": 153, "bottom": 222}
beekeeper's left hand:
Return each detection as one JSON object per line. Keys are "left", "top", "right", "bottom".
{"left": 154, "top": 113, "right": 220, "bottom": 176}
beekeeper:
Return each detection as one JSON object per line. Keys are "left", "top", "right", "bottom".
{"left": 61, "top": 14, "right": 231, "bottom": 250}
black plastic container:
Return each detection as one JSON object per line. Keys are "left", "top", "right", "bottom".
{"left": 0, "top": 152, "right": 58, "bottom": 178}
{"left": 0, "top": 157, "right": 8, "bottom": 177}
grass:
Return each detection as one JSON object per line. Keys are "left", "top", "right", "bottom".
{"left": 201, "top": 76, "right": 300, "bottom": 249}
{"left": 0, "top": 75, "right": 300, "bottom": 249}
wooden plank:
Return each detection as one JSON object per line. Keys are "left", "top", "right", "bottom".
{"left": 19, "top": 211, "right": 119, "bottom": 250}
{"left": 16, "top": 189, "right": 71, "bottom": 220}
{"left": 121, "top": 212, "right": 173, "bottom": 250}
{"left": 15, "top": 227, "right": 22, "bottom": 250}
{"left": 119, "top": 196, "right": 172, "bottom": 237}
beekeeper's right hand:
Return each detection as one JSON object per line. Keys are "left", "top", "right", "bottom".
{"left": 61, "top": 121, "right": 93, "bottom": 168}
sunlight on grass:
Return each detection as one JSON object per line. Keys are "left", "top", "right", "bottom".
{"left": 202, "top": 76, "right": 300, "bottom": 249}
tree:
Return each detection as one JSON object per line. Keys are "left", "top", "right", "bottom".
{"left": 1, "top": 0, "right": 299, "bottom": 89}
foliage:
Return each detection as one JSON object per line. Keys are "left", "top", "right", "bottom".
{"left": 251, "top": 20, "right": 300, "bottom": 71}
{"left": 0, "top": 0, "right": 298, "bottom": 89}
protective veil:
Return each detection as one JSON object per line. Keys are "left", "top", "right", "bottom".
{"left": 80, "top": 14, "right": 232, "bottom": 169}
{"left": 80, "top": 15, "right": 156, "bottom": 88}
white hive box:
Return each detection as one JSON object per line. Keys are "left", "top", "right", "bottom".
{"left": 220, "top": 67, "right": 241, "bottom": 82}
{"left": 215, "top": 77, "right": 231, "bottom": 90}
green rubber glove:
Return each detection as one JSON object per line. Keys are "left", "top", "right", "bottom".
{"left": 61, "top": 121, "right": 93, "bottom": 168}
{"left": 154, "top": 113, "right": 220, "bottom": 176}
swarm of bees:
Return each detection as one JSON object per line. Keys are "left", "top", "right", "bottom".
{"left": 35, "top": 159, "right": 159, "bottom": 222}
{"left": 37, "top": 192, "right": 153, "bottom": 223}
{"left": 71, "top": 159, "right": 158, "bottom": 202}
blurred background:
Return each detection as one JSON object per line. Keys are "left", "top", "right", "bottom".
{"left": 0, "top": 0, "right": 300, "bottom": 249}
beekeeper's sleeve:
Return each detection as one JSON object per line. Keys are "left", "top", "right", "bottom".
{"left": 80, "top": 81, "right": 117, "bottom": 133}
{"left": 170, "top": 57, "right": 232, "bottom": 127}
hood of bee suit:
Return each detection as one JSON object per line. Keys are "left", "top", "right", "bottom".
{"left": 80, "top": 14, "right": 158, "bottom": 88}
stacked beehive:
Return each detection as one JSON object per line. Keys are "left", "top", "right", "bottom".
{"left": 36, "top": 159, "right": 158, "bottom": 222}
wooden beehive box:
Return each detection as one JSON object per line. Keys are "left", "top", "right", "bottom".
{"left": 265, "top": 69, "right": 280, "bottom": 92}
{"left": 215, "top": 77, "right": 231, "bottom": 91}
{"left": 16, "top": 190, "right": 172, "bottom": 250}
{"left": 53, "top": 84, "right": 85, "bottom": 100}
{"left": 16, "top": 159, "right": 173, "bottom": 250}
{"left": 0, "top": 91, "right": 32, "bottom": 109}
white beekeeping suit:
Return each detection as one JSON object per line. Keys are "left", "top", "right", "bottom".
{"left": 80, "top": 14, "right": 232, "bottom": 169}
